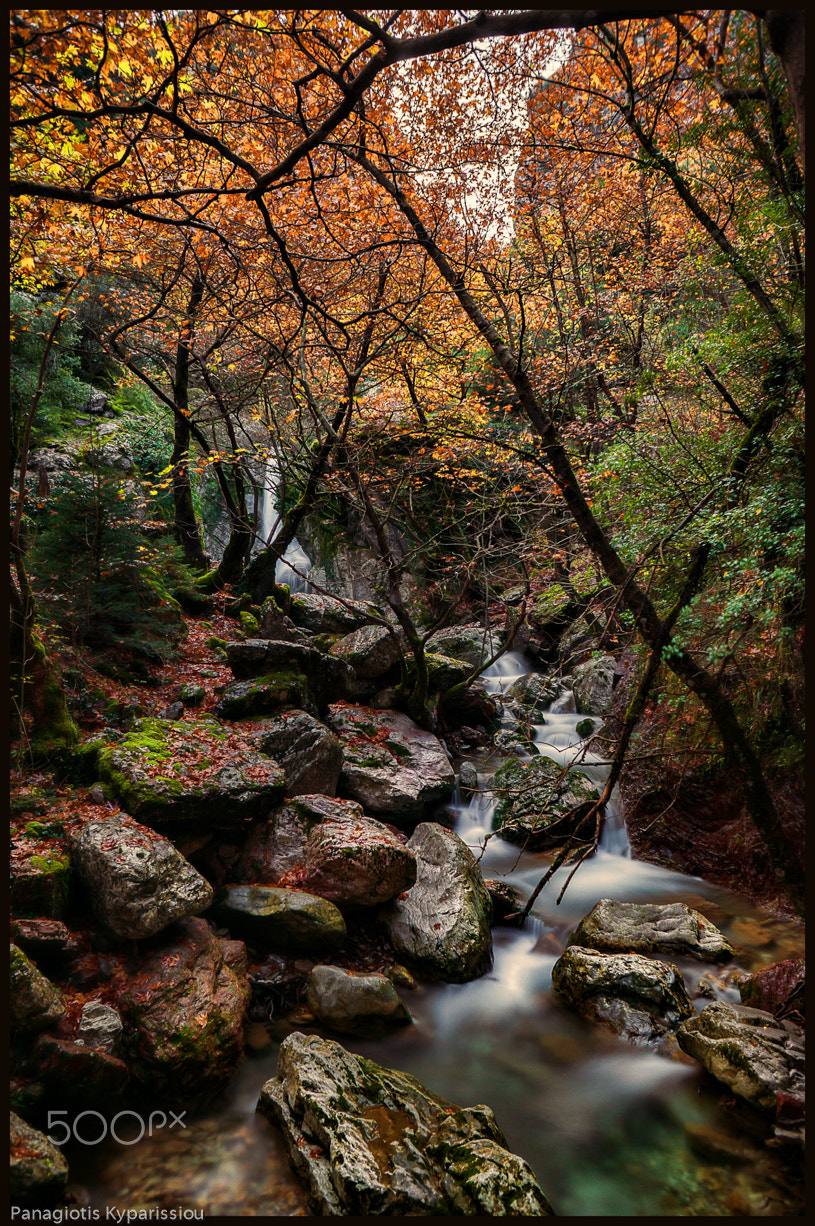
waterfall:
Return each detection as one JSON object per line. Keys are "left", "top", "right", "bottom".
{"left": 259, "top": 452, "right": 312, "bottom": 592}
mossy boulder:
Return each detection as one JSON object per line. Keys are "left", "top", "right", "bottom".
{"left": 214, "top": 673, "right": 317, "bottom": 719}
{"left": 10, "top": 1111, "right": 69, "bottom": 1206}
{"left": 329, "top": 624, "right": 404, "bottom": 679}
{"left": 258, "top": 1032, "right": 554, "bottom": 1215}
{"left": 214, "top": 884, "right": 347, "bottom": 956}
{"left": 506, "top": 673, "right": 562, "bottom": 715}
{"left": 306, "top": 965, "right": 412, "bottom": 1035}
{"left": 10, "top": 849, "right": 70, "bottom": 920}
{"left": 95, "top": 717, "right": 286, "bottom": 825}
{"left": 225, "top": 639, "right": 355, "bottom": 709}
{"left": 288, "top": 593, "right": 373, "bottom": 633}
{"left": 111, "top": 917, "right": 250, "bottom": 1095}
{"left": 10, "top": 945, "right": 65, "bottom": 1034}
{"left": 492, "top": 755, "right": 598, "bottom": 850}
{"left": 426, "top": 625, "right": 500, "bottom": 668}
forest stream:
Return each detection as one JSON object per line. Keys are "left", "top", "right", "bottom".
{"left": 64, "top": 653, "right": 804, "bottom": 1218}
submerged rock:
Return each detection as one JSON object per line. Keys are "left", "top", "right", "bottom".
{"left": 327, "top": 704, "right": 455, "bottom": 820}
{"left": 215, "top": 884, "right": 346, "bottom": 956}
{"left": 258, "top": 1032, "right": 554, "bottom": 1215}
{"left": 568, "top": 899, "right": 735, "bottom": 963}
{"left": 381, "top": 823, "right": 493, "bottom": 983}
{"left": 112, "top": 917, "right": 250, "bottom": 1095}
{"left": 306, "top": 965, "right": 412, "bottom": 1034}
{"left": 492, "top": 755, "right": 597, "bottom": 850}
{"left": 552, "top": 946, "right": 694, "bottom": 1048}
{"left": 96, "top": 717, "right": 286, "bottom": 825}
{"left": 10, "top": 1111, "right": 69, "bottom": 1206}
{"left": 69, "top": 813, "right": 213, "bottom": 939}
{"left": 677, "top": 1001, "right": 805, "bottom": 1116}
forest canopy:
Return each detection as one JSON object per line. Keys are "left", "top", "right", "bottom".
{"left": 9, "top": 10, "right": 804, "bottom": 908}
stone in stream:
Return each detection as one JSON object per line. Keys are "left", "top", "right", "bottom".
{"left": 426, "top": 623, "right": 501, "bottom": 667}
{"left": 10, "top": 1111, "right": 69, "bottom": 1206}
{"left": 95, "top": 717, "right": 286, "bottom": 825}
{"left": 506, "top": 672, "right": 562, "bottom": 714}
{"left": 305, "top": 965, "right": 412, "bottom": 1034}
{"left": 247, "top": 709, "right": 344, "bottom": 797}
{"left": 677, "top": 1001, "right": 805, "bottom": 1119}
{"left": 10, "top": 944, "right": 65, "bottom": 1034}
{"left": 111, "top": 917, "right": 250, "bottom": 1094}
{"left": 326, "top": 704, "right": 455, "bottom": 821}
{"left": 215, "top": 883, "right": 346, "bottom": 956}
{"left": 739, "top": 957, "right": 805, "bottom": 1018}
{"left": 68, "top": 812, "right": 213, "bottom": 939}
{"left": 380, "top": 823, "right": 493, "bottom": 983}
{"left": 551, "top": 946, "right": 694, "bottom": 1049}
{"left": 492, "top": 755, "right": 598, "bottom": 851}
{"left": 258, "top": 1031, "right": 555, "bottom": 1215}
{"left": 568, "top": 899, "right": 735, "bottom": 963}
{"left": 572, "top": 654, "right": 617, "bottom": 717}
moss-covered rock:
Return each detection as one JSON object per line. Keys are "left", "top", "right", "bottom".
{"left": 10, "top": 1111, "right": 69, "bottom": 1206}
{"left": 214, "top": 884, "right": 346, "bottom": 956}
{"left": 492, "top": 755, "right": 598, "bottom": 850}
{"left": 306, "top": 965, "right": 412, "bottom": 1035}
{"left": 258, "top": 1032, "right": 554, "bottom": 1215}
{"left": 10, "top": 944, "right": 65, "bottom": 1034}
{"left": 95, "top": 717, "right": 286, "bottom": 825}
{"left": 214, "top": 673, "right": 317, "bottom": 719}
{"left": 10, "top": 849, "right": 71, "bottom": 920}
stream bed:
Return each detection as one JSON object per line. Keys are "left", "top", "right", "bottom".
{"left": 66, "top": 654, "right": 804, "bottom": 1217}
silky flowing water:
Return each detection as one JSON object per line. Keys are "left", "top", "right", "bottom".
{"left": 67, "top": 652, "right": 804, "bottom": 1216}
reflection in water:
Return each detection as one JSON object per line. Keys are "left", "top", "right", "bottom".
{"left": 68, "top": 655, "right": 804, "bottom": 1216}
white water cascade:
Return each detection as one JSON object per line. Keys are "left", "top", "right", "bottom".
{"left": 259, "top": 453, "right": 312, "bottom": 592}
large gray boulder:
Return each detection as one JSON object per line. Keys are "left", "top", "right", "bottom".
{"left": 112, "top": 917, "right": 250, "bottom": 1094}
{"left": 306, "top": 965, "right": 412, "bottom": 1035}
{"left": 381, "top": 823, "right": 493, "bottom": 983}
{"left": 506, "top": 673, "right": 562, "bottom": 715}
{"left": 677, "top": 1001, "right": 805, "bottom": 1116}
{"left": 225, "top": 639, "right": 355, "bottom": 708}
{"left": 96, "top": 717, "right": 286, "bottom": 825}
{"left": 10, "top": 1112, "right": 69, "bottom": 1206}
{"left": 248, "top": 710, "right": 343, "bottom": 797}
{"left": 69, "top": 813, "right": 213, "bottom": 939}
{"left": 552, "top": 946, "right": 694, "bottom": 1048}
{"left": 288, "top": 592, "right": 373, "bottom": 633}
{"left": 326, "top": 704, "right": 455, "bottom": 820}
{"left": 492, "top": 755, "right": 598, "bottom": 850}
{"left": 329, "top": 624, "right": 404, "bottom": 678}
{"left": 568, "top": 899, "right": 735, "bottom": 963}
{"left": 258, "top": 1032, "right": 554, "bottom": 1215}
{"left": 75, "top": 1000, "right": 124, "bottom": 1055}
{"left": 214, "top": 675, "right": 318, "bottom": 719}
{"left": 237, "top": 795, "right": 365, "bottom": 883}
{"left": 215, "top": 884, "right": 346, "bottom": 956}
{"left": 301, "top": 814, "right": 416, "bottom": 908}
{"left": 10, "top": 945, "right": 65, "bottom": 1034}
{"left": 426, "top": 624, "right": 500, "bottom": 668}
{"left": 572, "top": 654, "right": 617, "bottom": 716}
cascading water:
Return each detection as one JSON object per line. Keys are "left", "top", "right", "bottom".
{"left": 259, "top": 452, "right": 312, "bottom": 593}
{"left": 67, "top": 651, "right": 804, "bottom": 1217}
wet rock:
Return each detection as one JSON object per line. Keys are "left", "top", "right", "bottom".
{"left": 112, "top": 917, "right": 250, "bottom": 1095}
{"left": 258, "top": 1032, "right": 554, "bottom": 1215}
{"left": 551, "top": 946, "right": 694, "bottom": 1047}
{"left": 677, "top": 1001, "right": 805, "bottom": 1116}
{"left": 68, "top": 813, "right": 213, "bottom": 939}
{"left": 572, "top": 654, "right": 617, "bottom": 716}
{"left": 507, "top": 673, "right": 562, "bottom": 714}
{"left": 739, "top": 958, "right": 805, "bottom": 1019}
{"left": 248, "top": 710, "right": 343, "bottom": 797}
{"left": 225, "top": 639, "right": 355, "bottom": 708}
{"left": 238, "top": 795, "right": 365, "bottom": 883}
{"left": 381, "top": 823, "right": 493, "bottom": 983}
{"left": 329, "top": 624, "right": 404, "bottom": 678}
{"left": 568, "top": 899, "right": 735, "bottom": 963}
{"left": 96, "top": 717, "right": 286, "bottom": 825}
{"left": 75, "top": 1000, "right": 123, "bottom": 1054}
{"left": 484, "top": 879, "right": 523, "bottom": 924}
{"left": 492, "top": 755, "right": 598, "bottom": 850}
{"left": 10, "top": 945, "right": 65, "bottom": 1034}
{"left": 458, "top": 761, "right": 479, "bottom": 793}
{"left": 215, "top": 884, "right": 346, "bottom": 956}
{"left": 32, "top": 1033, "right": 130, "bottom": 1105}
{"left": 288, "top": 593, "right": 373, "bottom": 633}
{"left": 427, "top": 624, "right": 500, "bottom": 668}
{"left": 327, "top": 704, "right": 455, "bottom": 821}
{"left": 10, "top": 1111, "right": 69, "bottom": 1206}
{"left": 306, "top": 965, "right": 412, "bottom": 1034}
{"left": 410, "top": 651, "right": 471, "bottom": 691}
{"left": 300, "top": 814, "right": 416, "bottom": 908}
